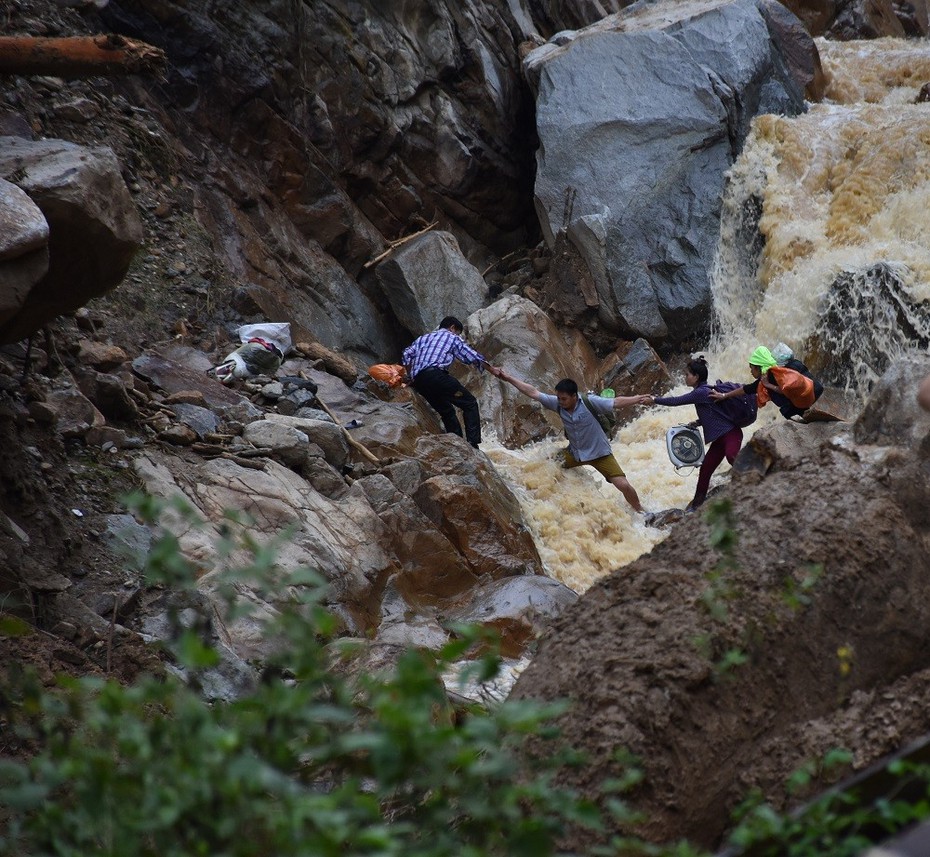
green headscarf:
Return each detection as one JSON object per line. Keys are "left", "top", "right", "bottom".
{"left": 748, "top": 345, "right": 778, "bottom": 371}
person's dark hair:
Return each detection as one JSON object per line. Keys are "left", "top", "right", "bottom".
{"left": 439, "top": 316, "right": 463, "bottom": 332}
{"left": 687, "top": 355, "right": 709, "bottom": 385}
{"left": 554, "top": 378, "right": 578, "bottom": 396}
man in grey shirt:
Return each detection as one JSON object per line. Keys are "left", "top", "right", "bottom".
{"left": 491, "top": 367, "right": 646, "bottom": 514}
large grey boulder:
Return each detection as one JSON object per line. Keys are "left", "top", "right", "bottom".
{"left": 241, "top": 420, "right": 310, "bottom": 468}
{"left": 262, "top": 412, "right": 350, "bottom": 470}
{"left": 0, "top": 137, "right": 143, "bottom": 344}
{"left": 375, "top": 231, "right": 487, "bottom": 337}
{"left": 524, "top": 0, "right": 813, "bottom": 345}
{"left": 0, "top": 178, "right": 49, "bottom": 328}
{"left": 467, "top": 295, "right": 605, "bottom": 448}
{"left": 0, "top": 178, "right": 47, "bottom": 260}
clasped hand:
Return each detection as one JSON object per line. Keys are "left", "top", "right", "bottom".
{"left": 487, "top": 369, "right": 655, "bottom": 407}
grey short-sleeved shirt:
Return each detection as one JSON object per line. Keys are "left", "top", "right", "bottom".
{"left": 538, "top": 393, "right": 614, "bottom": 463}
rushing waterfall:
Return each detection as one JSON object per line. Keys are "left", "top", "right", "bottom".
{"left": 711, "top": 37, "right": 930, "bottom": 389}
{"left": 490, "top": 37, "right": 930, "bottom": 593}
{"left": 485, "top": 408, "right": 695, "bottom": 593}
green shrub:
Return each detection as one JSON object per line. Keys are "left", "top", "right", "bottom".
{"left": 727, "top": 751, "right": 930, "bottom": 857}
{"left": 0, "top": 495, "right": 613, "bottom": 857}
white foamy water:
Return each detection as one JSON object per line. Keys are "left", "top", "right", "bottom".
{"left": 481, "top": 401, "right": 775, "bottom": 594}
{"left": 712, "top": 38, "right": 930, "bottom": 385}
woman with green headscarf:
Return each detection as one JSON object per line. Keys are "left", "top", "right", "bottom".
{"left": 748, "top": 346, "right": 778, "bottom": 373}
{"left": 710, "top": 345, "right": 823, "bottom": 420}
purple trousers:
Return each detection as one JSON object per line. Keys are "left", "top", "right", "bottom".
{"left": 693, "top": 426, "right": 743, "bottom": 507}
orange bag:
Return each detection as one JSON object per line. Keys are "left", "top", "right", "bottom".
{"left": 368, "top": 363, "right": 408, "bottom": 388}
{"left": 757, "top": 366, "right": 816, "bottom": 409}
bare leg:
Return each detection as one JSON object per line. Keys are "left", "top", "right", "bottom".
{"left": 609, "top": 475, "right": 643, "bottom": 512}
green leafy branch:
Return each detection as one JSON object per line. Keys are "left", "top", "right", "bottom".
{"left": 0, "top": 493, "right": 644, "bottom": 857}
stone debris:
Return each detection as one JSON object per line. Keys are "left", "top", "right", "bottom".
{"left": 0, "top": 308, "right": 571, "bottom": 697}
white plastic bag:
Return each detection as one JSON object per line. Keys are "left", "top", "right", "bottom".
{"left": 237, "top": 322, "right": 292, "bottom": 354}
{"left": 772, "top": 342, "right": 794, "bottom": 365}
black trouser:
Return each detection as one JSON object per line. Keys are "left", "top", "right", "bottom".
{"left": 771, "top": 386, "right": 822, "bottom": 420}
{"left": 412, "top": 367, "right": 481, "bottom": 447}
{"left": 772, "top": 391, "right": 806, "bottom": 420}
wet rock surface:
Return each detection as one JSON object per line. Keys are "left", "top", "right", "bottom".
{"left": 0, "top": 302, "right": 564, "bottom": 701}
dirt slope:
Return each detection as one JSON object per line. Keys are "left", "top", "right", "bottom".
{"left": 511, "top": 413, "right": 930, "bottom": 849}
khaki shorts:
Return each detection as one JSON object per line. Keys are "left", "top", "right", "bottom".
{"left": 562, "top": 450, "right": 625, "bottom": 480}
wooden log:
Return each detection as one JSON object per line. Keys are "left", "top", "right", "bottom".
{"left": 309, "top": 389, "right": 381, "bottom": 466}
{"left": 361, "top": 221, "right": 438, "bottom": 270}
{"left": 233, "top": 447, "right": 274, "bottom": 459}
{"left": 0, "top": 35, "right": 166, "bottom": 78}
{"left": 220, "top": 453, "right": 266, "bottom": 470}
{"left": 191, "top": 442, "right": 231, "bottom": 456}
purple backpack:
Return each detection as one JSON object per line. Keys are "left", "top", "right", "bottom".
{"left": 712, "top": 381, "right": 758, "bottom": 428}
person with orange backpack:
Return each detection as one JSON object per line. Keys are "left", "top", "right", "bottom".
{"left": 710, "top": 345, "right": 823, "bottom": 420}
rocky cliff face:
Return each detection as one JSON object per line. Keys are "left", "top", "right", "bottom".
{"left": 4, "top": 0, "right": 528, "bottom": 360}
{"left": 4, "top": 0, "right": 924, "bottom": 358}
{"left": 88, "top": 0, "right": 563, "bottom": 360}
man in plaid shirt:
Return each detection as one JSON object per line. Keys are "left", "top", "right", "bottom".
{"left": 403, "top": 316, "right": 487, "bottom": 448}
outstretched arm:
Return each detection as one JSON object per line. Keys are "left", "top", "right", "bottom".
{"left": 452, "top": 339, "right": 486, "bottom": 370}
{"left": 612, "top": 394, "right": 650, "bottom": 410}
{"left": 709, "top": 385, "right": 749, "bottom": 401}
{"left": 492, "top": 366, "right": 543, "bottom": 400}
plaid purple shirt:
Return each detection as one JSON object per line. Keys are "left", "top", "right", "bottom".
{"left": 403, "top": 328, "right": 486, "bottom": 379}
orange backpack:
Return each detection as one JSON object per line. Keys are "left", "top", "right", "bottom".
{"left": 757, "top": 366, "right": 815, "bottom": 409}
{"left": 368, "top": 363, "right": 408, "bottom": 388}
